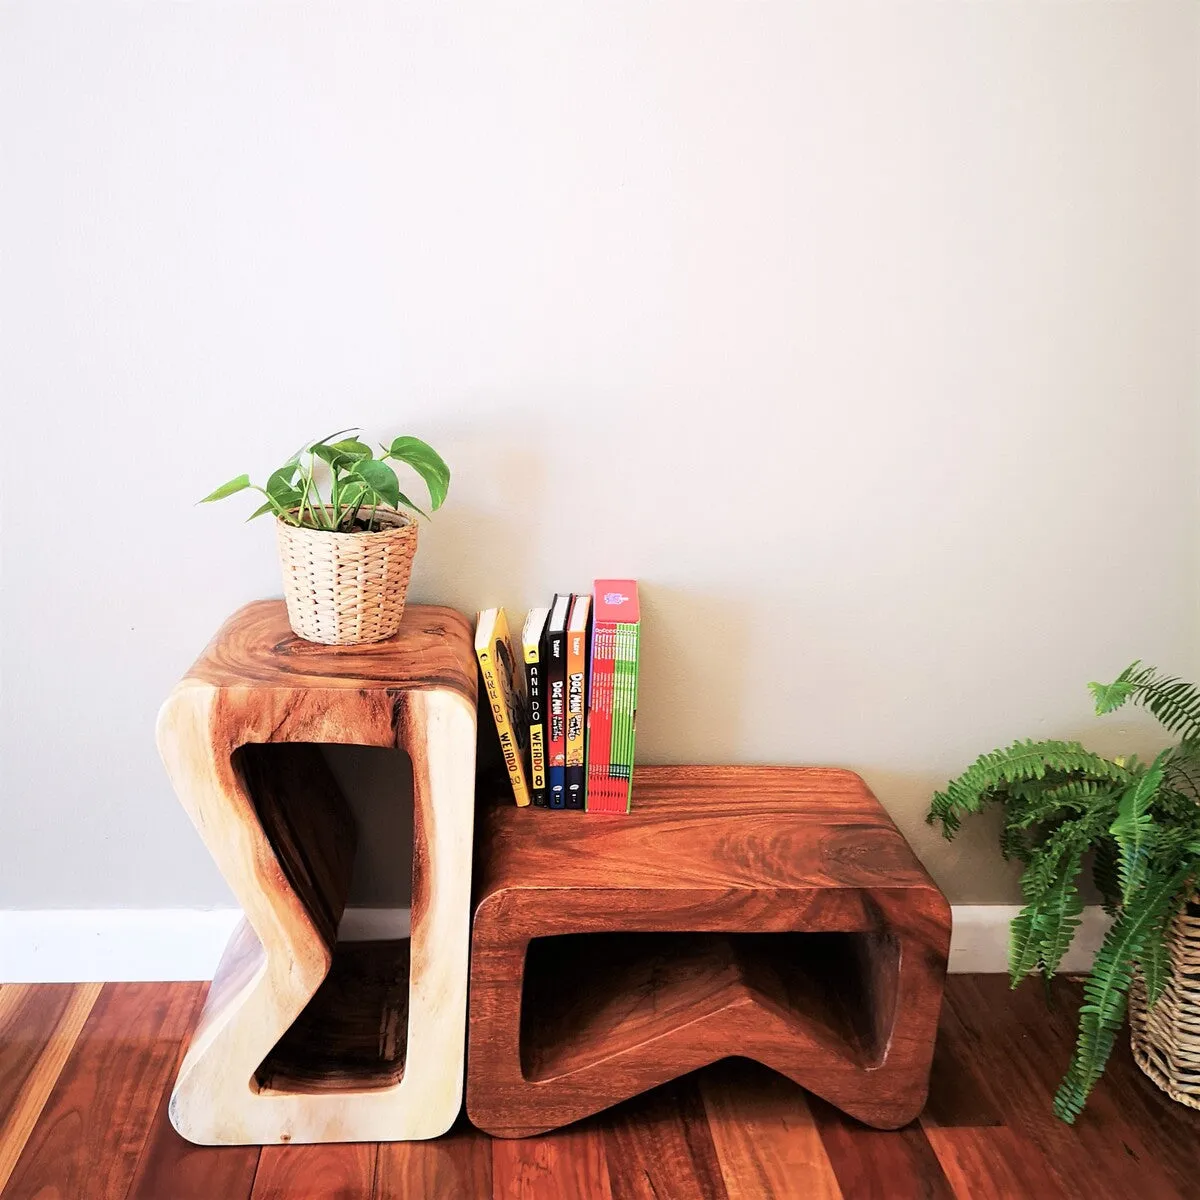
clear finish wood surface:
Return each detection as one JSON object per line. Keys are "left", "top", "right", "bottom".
{"left": 3, "top": 977, "right": 1200, "bottom": 1199}
{"left": 155, "top": 601, "right": 478, "bottom": 1144}
{"left": 468, "top": 766, "right": 951, "bottom": 1137}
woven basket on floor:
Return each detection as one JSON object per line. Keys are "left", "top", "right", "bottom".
{"left": 275, "top": 508, "right": 418, "bottom": 645}
{"left": 1130, "top": 899, "right": 1200, "bottom": 1109}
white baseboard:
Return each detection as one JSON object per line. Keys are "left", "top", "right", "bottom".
{"left": 0, "top": 907, "right": 411, "bottom": 984}
{"left": 0, "top": 904, "right": 1105, "bottom": 984}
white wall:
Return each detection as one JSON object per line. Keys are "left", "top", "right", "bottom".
{"left": 2, "top": 2, "right": 1197, "bottom": 909}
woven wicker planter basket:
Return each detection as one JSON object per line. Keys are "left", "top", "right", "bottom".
{"left": 275, "top": 508, "right": 418, "bottom": 645}
{"left": 1130, "top": 899, "right": 1200, "bottom": 1109}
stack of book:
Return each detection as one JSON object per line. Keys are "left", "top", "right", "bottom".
{"left": 475, "top": 579, "right": 640, "bottom": 813}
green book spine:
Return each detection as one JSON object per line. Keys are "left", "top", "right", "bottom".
{"left": 616, "top": 624, "right": 629, "bottom": 779}
{"left": 624, "top": 623, "right": 639, "bottom": 804}
{"left": 614, "top": 628, "right": 624, "bottom": 787}
{"left": 610, "top": 623, "right": 638, "bottom": 803}
{"left": 611, "top": 627, "right": 627, "bottom": 783}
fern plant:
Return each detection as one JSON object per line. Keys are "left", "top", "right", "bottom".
{"left": 928, "top": 663, "right": 1200, "bottom": 1122}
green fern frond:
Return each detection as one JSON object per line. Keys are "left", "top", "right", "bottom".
{"left": 1140, "top": 891, "right": 1184, "bottom": 1009}
{"left": 999, "top": 780, "right": 1057, "bottom": 850}
{"left": 999, "top": 778, "right": 1055, "bottom": 824}
{"left": 1010, "top": 779, "right": 1121, "bottom": 830}
{"left": 1000, "top": 819, "right": 1033, "bottom": 864}
{"left": 1151, "top": 785, "right": 1200, "bottom": 832}
{"left": 1035, "top": 861, "right": 1086, "bottom": 981}
{"left": 1009, "top": 818, "right": 1098, "bottom": 985}
{"left": 1053, "top": 864, "right": 1195, "bottom": 1123}
{"left": 1150, "top": 824, "right": 1200, "bottom": 867}
{"left": 927, "top": 787, "right": 963, "bottom": 835}
{"left": 1091, "top": 663, "right": 1200, "bottom": 740}
{"left": 1004, "top": 777, "right": 1068, "bottom": 805}
{"left": 1009, "top": 908, "right": 1040, "bottom": 982}
{"left": 1110, "top": 751, "right": 1170, "bottom": 903}
{"left": 929, "top": 740, "right": 1130, "bottom": 839}
{"left": 927, "top": 664, "right": 1200, "bottom": 1125}
{"left": 1089, "top": 664, "right": 1143, "bottom": 715}
{"left": 1023, "top": 818, "right": 1101, "bottom": 896}
{"left": 1164, "top": 741, "right": 1200, "bottom": 803}
{"left": 1091, "top": 836, "right": 1123, "bottom": 914}
{"left": 1044, "top": 778, "right": 1122, "bottom": 806}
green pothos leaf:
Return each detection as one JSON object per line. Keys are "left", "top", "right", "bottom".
{"left": 199, "top": 474, "right": 250, "bottom": 502}
{"left": 386, "top": 436, "right": 450, "bottom": 510}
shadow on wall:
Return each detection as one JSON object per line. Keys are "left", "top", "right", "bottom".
{"left": 312, "top": 607, "right": 1164, "bottom": 910}
{"left": 860, "top": 706, "right": 1178, "bottom": 906}
{"left": 313, "top": 430, "right": 546, "bottom": 912}
{"left": 409, "top": 432, "right": 544, "bottom": 610}
{"left": 858, "top": 767, "right": 1025, "bottom": 906}
{"left": 636, "top": 583, "right": 751, "bottom": 764}
{"left": 321, "top": 744, "right": 415, "bottom": 909}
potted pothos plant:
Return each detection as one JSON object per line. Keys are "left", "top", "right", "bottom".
{"left": 928, "top": 663, "right": 1200, "bottom": 1122}
{"left": 202, "top": 429, "right": 449, "bottom": 645}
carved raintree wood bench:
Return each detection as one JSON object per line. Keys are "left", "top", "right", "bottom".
{"left": 466, "top": 765, "right": 951, "bottom": 1137}
{"left": 156, "top": 600, "right": 477, "bottom": 1145}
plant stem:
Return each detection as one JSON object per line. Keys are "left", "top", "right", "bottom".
{"left": 304, "top": 457, "right": 332, "bottom": 530}
{"left": 252, "top": 485, "right": 291, "bottom": 524}
{"left": 295, "top": 454, "right": 313, "bottom": 528}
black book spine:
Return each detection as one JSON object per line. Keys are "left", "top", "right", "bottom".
{"left": 547, "top": 622, "right": 567, "bottom": 809}
{"left": 528, "top": 639, "right": 548, "bottom": 807}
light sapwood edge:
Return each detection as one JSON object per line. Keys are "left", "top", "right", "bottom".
{"left": 0, "top": 982, "right": 103, "bottom": 1191}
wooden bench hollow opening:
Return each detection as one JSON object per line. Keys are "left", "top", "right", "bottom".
{"left": 231, "top": 741, "right": 416, "bottom": 1097}
{"left": 519, "top": 929, "right": 901, "bottom": 1084}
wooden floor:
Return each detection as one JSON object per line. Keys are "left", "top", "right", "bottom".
{"left": 1, "top": 976, "right": 1198, "bottom": 1199}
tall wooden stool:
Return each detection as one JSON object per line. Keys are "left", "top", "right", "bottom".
{"left": 467, "top": 765, "right": 951, "bottom": 1137}
{"left": 156, "top": 600, "right": 477, "bottom": 1145}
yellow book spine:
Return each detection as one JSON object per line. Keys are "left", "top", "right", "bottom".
{"left": 524, "top": 639, "right": 546, "bottom": 795}
{"left": 477, "top": 643, "right": 532, "bottom": 807}
{"left": 529, "top": 724, "right": 545, "bottom": 793}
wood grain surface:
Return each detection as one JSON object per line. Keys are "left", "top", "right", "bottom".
{"left": 468, "top": 766, "right": 951, "bottom": 1137}
{"left": 491, "top": 1121, "right": 614, "bottom": 1200}
{"left": 3, "top": 977, "right": 1200, "bottom": 1199}
{"left": 0, "top": 983, "right": 102, "bottom": 1193}
{"left": 257, "top": 940, "right": 410, "bottom": 1093}
{"left": 155, "top": 601, "right": 478, "bottom": 1144}
{"left": 187, "top": 600, "right": 476, "bottom": 699}
{"left": 698, "top": 1059, "right": 842, "bottom": 1199}
{"left": 809, "top": 1091, "right": 955, "bottom": 1200}
{"left": 2, "top": 982, "right": 204, "bottom": 1200}
{"left": 948, "top": 974, "right": 1187, "bottom": 1200}
{"left": 375, "top": 1116, "right": 491, "bottom": 1199}
{"left": 251, "top": 1143, "right": 378, "bottom": 1200}
{"left": 127, "top": 1021, "right": 262, "bottom": 1200}
{"left": 603, "top": 1080, "right": 728, "bottom": 1200}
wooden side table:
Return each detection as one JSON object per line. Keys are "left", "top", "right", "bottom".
{"left": 156, "top": 600, "right": 477, "bottom": 1145}
{"left": 466, "top": 765, "right": 951, "bottom": 1137}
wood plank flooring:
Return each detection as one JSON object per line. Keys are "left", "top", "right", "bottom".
{"left": 2, "top": 976, "right": 1198, "bottom": 1199}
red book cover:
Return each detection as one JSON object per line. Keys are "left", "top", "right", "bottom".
{"left": 587, "top": 579, "right": 638, "bottom": 812}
